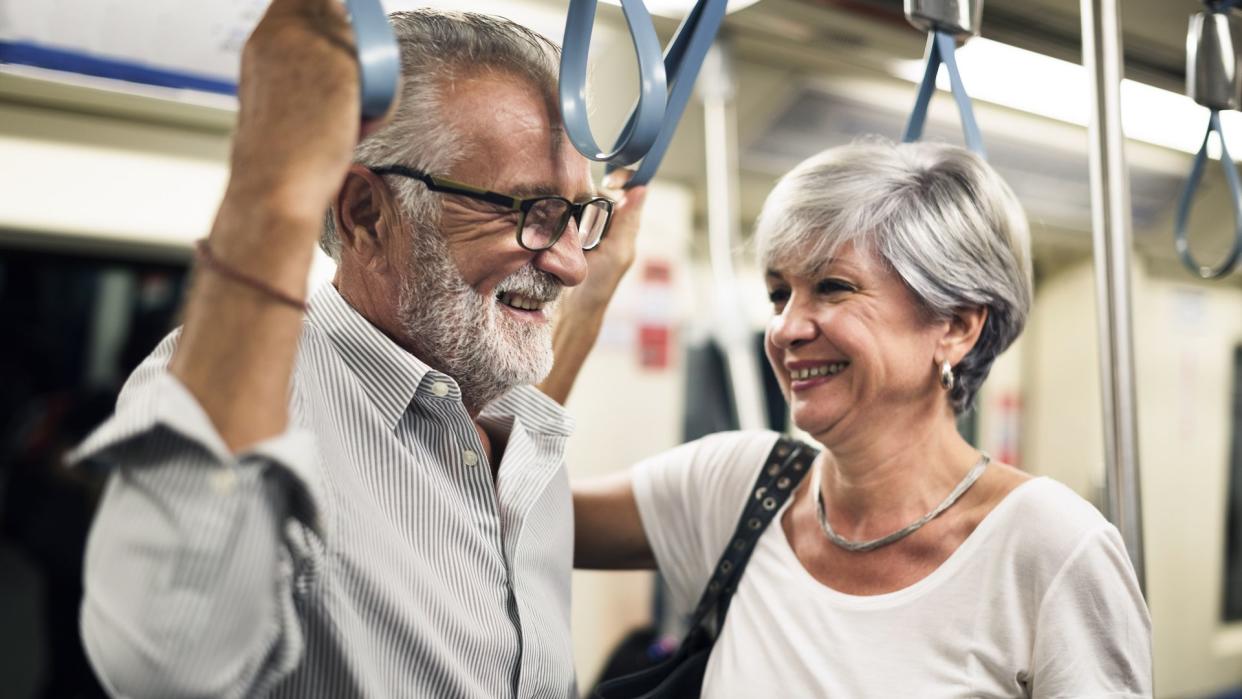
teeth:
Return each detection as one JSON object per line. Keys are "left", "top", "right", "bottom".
{"left": 791, "top": 362, "right": 848, "bottom": 380}
{"left": 500, "top": 293, "right": 545, "bottom": 311}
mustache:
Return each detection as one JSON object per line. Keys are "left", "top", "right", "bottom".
{"left": 493, "top": 265, "right": 562, "bottom": 303}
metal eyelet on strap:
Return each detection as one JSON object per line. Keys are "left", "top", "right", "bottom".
{"left": 708, "top": 581, "right": 722, "bottom": 593}
{"left": 775, "top": 445, "right": 790, "bottom": 457}
{"left": 747, "top": 518, "right": 762, "bottom": 530}
{"left": 732, "top": 538, "right": 747, "bottom": 551}
{"left": 766, "top": 464, "right": 781, "bottom": 477}
{"left": 754, "top": 486, "right": 767, "bottom": 500}
{"left": 762, "top": 497, "right": 778, "bottom": 511}
{"left": 792, "top": 460, "right": 805, "bottom": 471}
{"left": 776, "top": 476, "right": 791, "bottom": 490}
{"left": 720, "top": 560, "right": 733, "bottom": 574}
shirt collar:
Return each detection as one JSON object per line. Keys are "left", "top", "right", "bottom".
{"left": 481, "top": 385, "right": 575, "bottom": 438}
{"left": 306, "top": 284, "right": 429, "bottom": 431}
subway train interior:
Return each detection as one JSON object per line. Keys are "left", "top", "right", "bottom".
{"left": 1, "top": 0, "right": 1241, "bottom": 697}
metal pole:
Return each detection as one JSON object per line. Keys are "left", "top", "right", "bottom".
{"left": 700, "top": 43, "right": 767, "bottom": 432}
{"left": 1081, "top": 0, "right": 1147, "bottom": 593}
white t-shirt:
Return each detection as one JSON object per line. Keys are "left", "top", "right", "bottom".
{"left": 631, "top": 431, "right": 1152, "bottom": 698}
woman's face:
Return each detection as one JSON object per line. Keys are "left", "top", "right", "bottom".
{"left": 764, "top": 241, "right": 948, "bottom": 443}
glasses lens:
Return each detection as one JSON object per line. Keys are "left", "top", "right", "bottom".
{"left": 521, "top": 198, "right": 572, "bottom": 250}
{"left": 578, "top": 200, "right": 612, "bottom": 250}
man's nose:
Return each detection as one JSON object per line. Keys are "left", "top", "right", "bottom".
{"left": 534, "top": 219, "right": 588, "bottom": 287}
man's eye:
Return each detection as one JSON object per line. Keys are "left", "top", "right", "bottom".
{"left": 816, "top": 278, "right": 854, "bottom": 294}
{"left": 767, "top": 288, "right": 790, "bottom": 305}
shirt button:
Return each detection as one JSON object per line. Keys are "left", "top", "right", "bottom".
{"left": 462, "top": 449, "right": 479, "bottom": 467}
{"left": 210, "top": 468, "right": 237, "bottom": 495}
{"left": 431, "top": 382, "right": 449, "bottom": 397}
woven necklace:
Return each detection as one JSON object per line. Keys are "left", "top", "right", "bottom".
{"left": 812, "top": 452, "right": 991, "bottom": 552}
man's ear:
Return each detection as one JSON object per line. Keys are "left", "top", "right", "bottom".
{"left": 334, "top": 165, "right": 400, "bottom": 270}
{"left": 935, "top": 305, "right": 988, "bottom": 367}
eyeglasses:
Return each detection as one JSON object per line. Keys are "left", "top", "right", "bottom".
{"left": 369, "top": 165, "right": 615, "bottom": 252}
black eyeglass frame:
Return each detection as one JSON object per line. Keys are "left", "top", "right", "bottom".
{"left": 369, "top": 165, "right": 615, "bottom": 252}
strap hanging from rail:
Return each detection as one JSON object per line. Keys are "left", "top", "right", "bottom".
{"left": 1176, "top": 5, "right": 1242, "bottom": 279}
{"left": 902, "top": 30, "right": 986, "bottom": 158}
{"left": 559, "top": 0, "right": 668, "bottom": 167}
{"left": 559, "top": 0, "right": 729, "bottom": 187}
{"left": 345, "top": 0, "right": 400, "bottom": 120}
{"left": 1174, "top": 110, "right": 1242, "bottom": 278}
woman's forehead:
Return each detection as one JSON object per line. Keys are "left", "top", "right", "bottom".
{"left": 765, "top": 240, "right": 875, "bottom": 279}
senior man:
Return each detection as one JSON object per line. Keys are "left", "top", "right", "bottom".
{"left": 73, "top": 3, "right": 645, "bottom": 697}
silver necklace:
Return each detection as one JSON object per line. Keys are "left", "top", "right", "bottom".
{"left": 812, "top": 452, "right": 991, "bottom": 552}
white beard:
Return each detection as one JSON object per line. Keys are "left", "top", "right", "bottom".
{"left": 397, "top": 227, "right": 561, "bottom": 412}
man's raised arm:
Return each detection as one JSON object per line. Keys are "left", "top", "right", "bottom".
{"left": 76, "top": 1, "right": 392, "bottom": 695}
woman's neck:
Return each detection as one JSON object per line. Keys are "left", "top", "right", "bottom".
{"left": 815, "top": 411, "right": 981, "bottom": 537}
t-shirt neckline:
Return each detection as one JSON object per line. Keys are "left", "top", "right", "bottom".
{"left": 769, "top": 475, "right": 1053, "bottom": 610}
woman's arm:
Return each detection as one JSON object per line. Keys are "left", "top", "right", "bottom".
{"left": 573, "top": 470, "right": 656, "bottom": 570}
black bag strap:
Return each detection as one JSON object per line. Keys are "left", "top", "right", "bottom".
{"left": 686, "top": 435, "right": 818, "bottom": 634}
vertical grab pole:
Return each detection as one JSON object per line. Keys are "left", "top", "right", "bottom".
{"left": 700, "top": 43, "right": 766, "bottom": 432}
{"left": 1081, "top": 0, "right": 1147, "bottom": 594}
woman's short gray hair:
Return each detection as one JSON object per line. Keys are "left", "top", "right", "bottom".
{"left": 320, "top": 10, "right": 561, "bottom": 260}
{"left": 755, "top": 139, "right": 1033, "bottom": 414}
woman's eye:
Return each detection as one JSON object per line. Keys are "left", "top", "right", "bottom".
{"left": 816, "top": 278, "right": 854, "bottom": 295}
{"left": 767, "top": 288, "right": 790, "bottom": 305}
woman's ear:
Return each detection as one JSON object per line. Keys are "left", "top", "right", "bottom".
{"left": 935, "top": 305, "right": 988, "bottom": 366}
{"left": 334, "top": 164, "right": 400, "bottom": 270}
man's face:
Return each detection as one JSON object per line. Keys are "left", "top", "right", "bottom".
{"left": 396, "top": 71, "right": 593, "bottom": 411}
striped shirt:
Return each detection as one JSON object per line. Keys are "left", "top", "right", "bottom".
{"left": 73, "top": 284, "right": 578, "bottom": 698}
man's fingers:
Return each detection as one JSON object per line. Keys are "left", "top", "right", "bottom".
{"left": 602, "top": 168, "right": 635, "bottom": 191}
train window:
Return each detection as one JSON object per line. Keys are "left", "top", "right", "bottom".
{"left": 0, "top": 243, "right": 187, "bottom": 697}
{"left": 1225, "top": 345, "right": 1242, "bottom": 622}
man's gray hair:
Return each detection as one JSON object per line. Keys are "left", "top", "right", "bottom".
{"left": 755, "top": 139, "right": 1033, "bottom": 414}
{"left": 320, "top": 10, "right": 562, "bottom": 260}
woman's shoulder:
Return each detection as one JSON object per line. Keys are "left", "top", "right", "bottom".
{"left": 982, "top": 476, "right": 1124, "bottom": 584}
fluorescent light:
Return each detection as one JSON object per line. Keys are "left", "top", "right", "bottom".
{"left": 599, "top": 0, "right": 762, "bottom": 19}
{"left": 890, "top": 37, "right": 1238, "bottom": 157}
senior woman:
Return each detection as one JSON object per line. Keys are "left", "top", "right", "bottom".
{"left": 567, "top": 141, "right": 1151, "bottom": 697}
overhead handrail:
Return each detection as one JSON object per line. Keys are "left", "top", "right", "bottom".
{"left": 1175, "top": 5, "right": 1242, "bottom": 279}
{"left": 345, "top": 0, "right": 401, "bottom": 120}
{"left": 560, "top": 0, "right": 729, "bottom": 187}
{"left": 901, "top": 0, "right": 987, "bottom": 158}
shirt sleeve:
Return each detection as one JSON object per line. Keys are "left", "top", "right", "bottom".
{"left": 72, "top": 333, "right": 327, "bottom": 699}
{"left": 630, "top": 431, "right": 780, "bottom": 617}
{"left": 1030, "top": 524, "right": 1153, "bottom": 699}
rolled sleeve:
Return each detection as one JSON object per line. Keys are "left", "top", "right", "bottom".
{"left": 73, "top": 351, "right": 326, "bottom": 697}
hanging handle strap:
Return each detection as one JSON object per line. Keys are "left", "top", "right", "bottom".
{"left": 345, "top": 0, "right": 400, "bottom": 120}
{"left": 1174, "top": 110, "right": 1242, "bottom": 279}
{"left": 611, "top": 0, "right": 729, "bottom": 187}
{"left": 559, "top": 0, "right": 668, "bottom": 166}
{"left": 902, "top": 30, "right": 987, "bottom": 158}
{"left": 560, "top": 0, "right": 729, "bottom": 186}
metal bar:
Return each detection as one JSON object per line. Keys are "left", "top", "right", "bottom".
{"left": 1080, "top": 0, "right": 1146, "bottom": 593}
{"left": 700, "top": 43, "right": 767, "bottom": 432}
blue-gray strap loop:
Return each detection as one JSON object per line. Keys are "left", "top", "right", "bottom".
{"left": 345, "top": 0, "right": 400, "bottom": 120}
{"left": 611, "top": 0, "right": 729, "bottom": 187}
{"left": 1174, "top": 110, "right": 1242, "bottom": 279}
{"left": 560, "top": 0, "right": 728, "bottom": 186}
{"left": 560, "top": 0, "right": 668, "bottom": 166}
{"left": 902, "top": 30, "right": 987, "bottom": 158}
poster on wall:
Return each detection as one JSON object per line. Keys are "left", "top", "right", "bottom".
{"left": 0, "top": 1, "right": 567, "bottom": 98}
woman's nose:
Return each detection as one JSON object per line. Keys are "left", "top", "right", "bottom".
{"left": 768, "top": 302, "right": 818, "bottom": 349}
